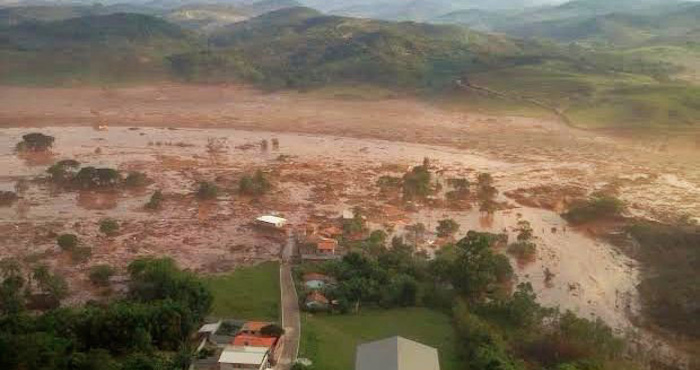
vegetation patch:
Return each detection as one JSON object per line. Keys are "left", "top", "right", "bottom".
{"left": 203, "top": 261, "right": 280, "bottom": 320}
{"left": 562, "top": 194, "right": 625, "bottom": 225}
{"left": 299, "top": 307, "right": 464, "bottom": 370}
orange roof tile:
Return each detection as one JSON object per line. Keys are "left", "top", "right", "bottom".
{"left": 306, "top": 291, "right": 329, "bottom": 304}
{"left": 317, "top": 239, "right": 338, "bottom": 251}
{"left": 240, "top": 321, "right": 271, "bottom": 332}
{"left": 232, "top": 334, "right": 277, "bottom": 348}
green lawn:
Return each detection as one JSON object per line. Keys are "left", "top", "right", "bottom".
{"left": 299, "top": 307, "right": 463, "bottom": 370}
{"left": 203, "top": 262, "right": 280, "bottom": 321}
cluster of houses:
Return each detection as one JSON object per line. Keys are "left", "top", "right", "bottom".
{"left": 302, "top": 272, "right": 334, "bottom": 311}
{"left": 196, "top": 320, "right": 282, "bottom": 370}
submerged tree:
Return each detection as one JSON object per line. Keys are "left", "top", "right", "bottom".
{"left": 16, "top": 133, "right": 55, "bottom": 152}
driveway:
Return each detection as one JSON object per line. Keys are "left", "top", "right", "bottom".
{"left": 275, "top": 233, "right": 300, "bottom": 369}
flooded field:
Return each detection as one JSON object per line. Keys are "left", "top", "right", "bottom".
{"left": 0, "top": 126, "right": 647, "bottom": 329}
{"left": 1, "top": 85, "right": 698, "bottom": 365}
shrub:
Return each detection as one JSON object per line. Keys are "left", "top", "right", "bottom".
{"left": 145, "top": 190, "right": 164, "bottom": 210}
{"left": 99, "top": 218, "right": 119, "bottom": 236}
{"left": 47, "top": 159, "right": 81, "bottom": 183}
{"left": 436, "top": 219, "right": 460, "bottom": 238}
{"left": 124, "top": 172, "right": 149, "bottom": 187}
{"left": 239, "top": 170, "right": 272, "bottom": 196}
{"left": 70, "top": 246, "right": 92, "bottom": 263}
{"left": 563, "top": 195, "right": 624, "bottom": 225}
{"left": 56, "top": 234, "right": 78, "bottom": 251}
{"left": 89, "top": 265, "right": 115, "bottom": 286}
{"left": 74, "top": 167, "right": 122, "bottom": 189}
{"left": 196, "top": 181, "right": 218, "bottom": 200}
{"left": 16, "top": 133, "right": 54, "bottom": 152}
{"left": 0, "top": 191, "right": 18, "bottom": 206}
{"left": 507, "top": 242, "right": 537, "bottom": 263}
{"left": 260, "top": 324, "right": 285, "bottom": 337}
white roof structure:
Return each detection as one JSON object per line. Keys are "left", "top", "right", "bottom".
{"left": 198, "top": 321, "right": 222, "bottom": 334}
{"left": 355, "top": 336, "right": 440, "bottom": 370}
{"left": 218, "top": 346, "right": 269, "bottom": 365}
{"left": 256, "top": 215, "right": 287, "bottom": 227}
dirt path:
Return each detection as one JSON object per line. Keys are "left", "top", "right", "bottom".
{"left": 276, "top": 234, "right": 300, "bottom": 370}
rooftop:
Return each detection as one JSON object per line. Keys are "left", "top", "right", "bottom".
{"left": 218, "top": 345, "right": 269, "bottom": 365}
{"left": 241, "top": 321, "right": 272, "bottom": 332}
{"left": 355, "top": 336, "right": 440, "bottom": 370}
{"left": 256, "top": 215, "right": 287, "bottom": 224}
{"left": 232, "top": 334, "right": 277, "bottom": 348}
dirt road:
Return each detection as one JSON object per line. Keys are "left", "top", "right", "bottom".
{"left": 276, "top": 234, "right": 300, "bottom": 370}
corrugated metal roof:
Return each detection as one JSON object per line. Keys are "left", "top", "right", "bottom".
{"left": 218, "top": 346, "right": 268, "bottom": 365}
{"left": 355, "top": 336, "right": 440, "bottom": 370}
{"left": 256, "top": 215, "right": 287, "bottom": 225}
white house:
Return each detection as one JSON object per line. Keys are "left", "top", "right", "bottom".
{"left": 256, "top": 215, "right": 287, "bottom": 229}
{"left": 218, "top": 345, "right": 270, "bottom": 370}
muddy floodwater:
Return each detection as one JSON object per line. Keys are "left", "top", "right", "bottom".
{"left": 0, "top": 125, "right": 650, "bottom": 333}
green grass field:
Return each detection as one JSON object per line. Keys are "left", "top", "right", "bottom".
{"left": 204, "top": 261, "right": 280, "bottom": 321}
{"left": 299, "top": 307, "right": 463, "bottom": 370}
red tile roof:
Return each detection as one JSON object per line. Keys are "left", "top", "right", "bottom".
{"left": 232, "top": 334, "right": 277, "bottom": 348}
{"left": 306, "top": 291, "right": 329, "bottom": 304}
{"left": 317, "top": 239, "right": 338, "bottom": 251}
{"left": 240, "top": 321, "right": 271, "bottom": 333}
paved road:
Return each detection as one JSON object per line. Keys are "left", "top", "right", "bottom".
{"left": 275, "top": 233, "right": 300, "bottom": 370}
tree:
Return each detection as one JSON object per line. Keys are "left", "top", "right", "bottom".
{"left": 16, "top": 132, "right": 55, "bottom": 152}
{"left": 124, "top": 172, "right": 149, "bottom": 187}
{"left": 516, "top": 221, "right": 533, "bottom": 241}
{"left": 477, "top": 173, "right": 498, "bottom": 213}
{"left": 32, "top": 264, "right": 69, "bottom": 302}
{"left": 145, "top": 190, "right": 164, "bottom": 210}
{"left": 74, "top": 167, "right": 122, "bottom": 189}
{"left": 99, "top": 218, "right": 120, "bottom": 236}
{"left": 436, "top": 219, "right": 460, "bottom": 238}
{"left": 450, "top": 231, "right": 513, "bottom": 301}
{"left": 89, "top": 265, "right": 115, "bottom": 287}
{"left": 57, "top": 234, "right": 78, "bottom": 251}
{"left": 239, "top": 170, "right": 272, "bottom": 196}
{"left": 563, "top": 195, "right": 625, "bottom": 225}
{"left": 402, "top": 165, "right": 431, "bottom": 200}
{"left": 0, "top": 258, "right": 26, "bottom": 314}
{"left": 127, "top": 257, "right": 212, "bottom": 322}
{"left": 47, "top": 159, "right": 81, "bottom": 183}
{"left": 196, "top": 181, "right": 218, "bottom": 200}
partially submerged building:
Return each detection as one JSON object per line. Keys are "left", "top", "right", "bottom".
{"left": 255, "top": 215, "right": 287, "bottom": 229}
{"left": 355, "top": 336, "right": 440, "bottom": 370}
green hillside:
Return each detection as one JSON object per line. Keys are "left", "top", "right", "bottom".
{"left": 0, "top": 13, "right": 198, "bottom": 85}
{"left": 0, "top": 6, "right": 697, "bottom": 128}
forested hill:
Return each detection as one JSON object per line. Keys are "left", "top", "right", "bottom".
{"left": 0, "top": 6, "right": 698, "bottom": 128}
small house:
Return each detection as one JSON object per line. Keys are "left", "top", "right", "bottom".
{"left": 218, "top": 345, "right": 270, "bottom": 370}
{"left": 303, "top": 273, "right": 330, "bottom": 290}
{"left": 305, "top": 291, "right": 329, "bottom": 310}
{"left": 305, "top": 234, "right": 338, "bottom": 255}
{"left": 232, "top": 334, "right": 277, "bottom": 349}
{"left": 256, "top": 215, "right": 287, "bottom": 229}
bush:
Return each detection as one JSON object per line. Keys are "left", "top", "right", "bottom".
{"left": 124, "top": 172, "right": 149, "bottom": 187}
{"left": 563, "top": 195, "right": 624, "bottom": 225}
{"left": 0, "top": 191, "right": 18, "bottom": 206}
{"left": 89, "top": 265, "right": 115, "bottom": 286}
{"left": 16, "top": 133, "right": 54, "bottom": 152}
{"left": 56, "top": 234, "right": 78, "bottom": 251}
{"left": 145, "top": 190, "right": 164, "bottom": 210}
{"left": 260, "top": 324, "right": 285, "bottom": 337}
{"left": 70, "top": 246, "right": 92, "bottom": 263}
{"left": 47, "top": 159, "right": 80, "bottom": 183}
{"left": 196, "top": 181, "right": 219, "bottom": 200}
{"left": 99, "top": 219, "right": 119, "bottom": 236}
{"left": 436, "top": 219, "right": 460, "bottom": 238}
{"left": 239, "top": 170, "right": 272, "bottom": 196}
{"left": 74, "top": 167, "right": 122, "bottom": 189}
{"left": 507, "top": 241, "right": 537, "bottom": 263}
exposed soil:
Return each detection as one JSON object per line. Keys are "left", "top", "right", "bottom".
{"left": 1, "top": 84, "right": 698, "bottom": 367}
